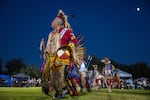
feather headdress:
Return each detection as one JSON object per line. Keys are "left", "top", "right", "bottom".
{"left": 57, "top": 9, "right": 71, "bottom": 28}
{"left": 101, "top": 57, "right": 111, "bottom": 64}
{"left": 73, "top": 33, "right": 86, "bottom": 66}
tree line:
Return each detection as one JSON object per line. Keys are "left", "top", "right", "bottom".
{"left": 0, "top": 56, "right": 150, "bottom": 79}
{"left": 0, "top": 58, "right": 41, "bottom": 78}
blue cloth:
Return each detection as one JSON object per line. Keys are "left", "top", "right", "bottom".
{"left": 0, "top": 75, "right": 12, "bottom": 86}
{"left": 71, "top": 65, "right": 79, "bottom": 78}
{"left": 67, "top": 72, "right": 72, "bottom": 78}
{"left": 65, "top": 64, "right": 79, "bottom": 79}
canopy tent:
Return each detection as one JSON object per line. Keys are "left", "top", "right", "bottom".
{"left": 117, "top": 69, "right": 132, "bottom": 78}
{"left": 13, "top": 73, "right": 30, "bottom": 79}
{"left": 0, "top": 74, "right": 12, "bottom": 86}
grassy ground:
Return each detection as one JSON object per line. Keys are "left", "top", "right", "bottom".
{"left": 0, "top": 87, "right": 150, "bottom": 100}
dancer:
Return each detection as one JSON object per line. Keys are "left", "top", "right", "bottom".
{"left": 92, "top": 65, "right": 100, "bottom": 91}
{"left": 101, "top": 57, "right": 115, "bottom": 92}
{"left": 40, "top": 9, "right": 85, "bottom": 98}
{"left": 79, "top": 61, "right": 91, "bottom": 92}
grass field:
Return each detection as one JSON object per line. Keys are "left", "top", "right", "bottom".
{"left": 0, "top": 87, "right": 150, "bottom": 100}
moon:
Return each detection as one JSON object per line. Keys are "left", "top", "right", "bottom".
{"left": 136, "top": 7, "right": 140, "bottom": 11}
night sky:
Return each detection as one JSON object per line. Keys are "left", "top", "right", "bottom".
{"left": 0, "top": 0, "right": 150, "bottom": 68}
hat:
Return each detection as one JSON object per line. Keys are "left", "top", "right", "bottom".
{"left": 101, "top": 57, "right": 111, "bottom": 64}
{"left": 57, "top": 9, "right": 69, "bottom": 27}
{"left": 57, "top": 10, "right": 65, "bottom": 24}
{"left": 57, "top": 9, "right": 73, "bottom": 29}
{"left": 92, "top": 64, "right": 98, "bottom": 69}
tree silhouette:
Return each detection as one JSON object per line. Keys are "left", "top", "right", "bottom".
{"left": 0, "top": 57, "right": 2, "bottom": 74}
{"left": 25, "top": 65, "right": 41, "bottom": 78}
{"left": 5, "top": 59, "right": 26, "bottom": 75}
{"left": 127, "top": 62, "right": 149, "bottom": 79}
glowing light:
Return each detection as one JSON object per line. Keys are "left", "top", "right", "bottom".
{"left": 136, "top": 7, "right": 140, "bottom": 11}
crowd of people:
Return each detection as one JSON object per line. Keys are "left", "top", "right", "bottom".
{"left": 120, "top": 77, "right": 150, "bottom": 89}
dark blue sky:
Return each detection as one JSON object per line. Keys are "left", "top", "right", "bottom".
{"left": 0, "top": 0, "right": 150, "bottom": 67}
